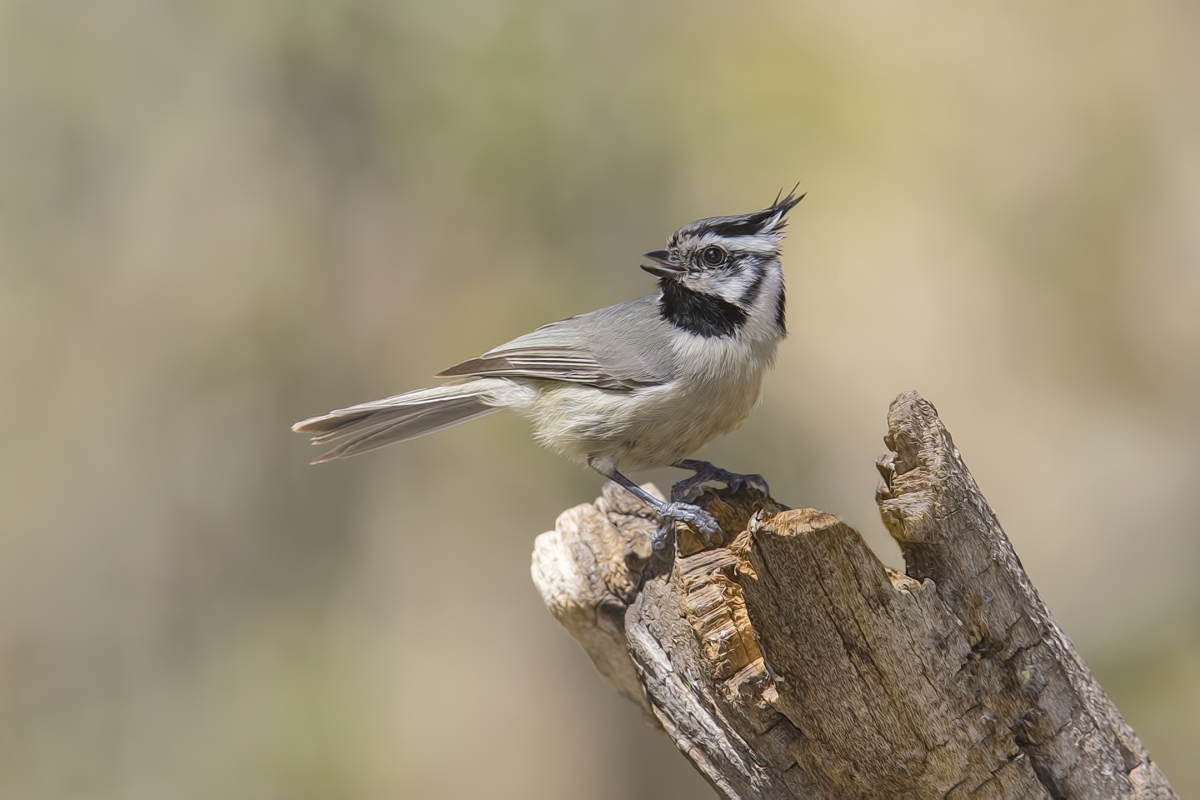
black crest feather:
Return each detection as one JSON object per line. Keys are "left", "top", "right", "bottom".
{"left": 676, "top": 187, "right": 805, "bottom": 242}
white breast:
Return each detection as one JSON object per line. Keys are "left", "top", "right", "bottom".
{"left": 522, "top": 332, "right": 778, "bottom": 472}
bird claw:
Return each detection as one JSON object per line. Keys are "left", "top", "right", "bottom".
{"left": 651, "top": 502, "right": 724, "bottom": 551}
{"left": 670, "top": 460, "right": 770, "bottom": 503}
{"left": 728, "top": 472, "right": 769, "bottom": 495}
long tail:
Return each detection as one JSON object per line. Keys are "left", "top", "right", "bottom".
{"left": 292, "top": 383, "right": 500, "bottom": 463}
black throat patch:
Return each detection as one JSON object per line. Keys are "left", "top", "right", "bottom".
{"left": 658, "top": 280, "right": 747, "bottom": 338}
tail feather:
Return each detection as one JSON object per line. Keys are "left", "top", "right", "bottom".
{"left": 293, "top": 386, "right": 498, "bottom": 463}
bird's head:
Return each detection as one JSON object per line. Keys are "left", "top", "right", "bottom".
{"left": 643, "top": 190, "right": 803, "bottom": 338}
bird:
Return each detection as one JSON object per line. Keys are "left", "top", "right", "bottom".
{"left": 293, "top": 191, "right": 803, "bottom": 550}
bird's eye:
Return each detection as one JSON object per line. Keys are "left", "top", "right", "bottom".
{"left": 700, "top": 245, "right": 727, "bottom": 267}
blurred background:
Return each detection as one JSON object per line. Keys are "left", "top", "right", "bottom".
{"left": 2, "top": 1, "right": 1198, "bottom": 797}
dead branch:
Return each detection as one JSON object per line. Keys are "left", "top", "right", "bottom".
{"left": 531, "top": 391, "right": 1175, "bottom": 799}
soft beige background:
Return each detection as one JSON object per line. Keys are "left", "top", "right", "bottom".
{"left": 2, "top": 1, "right": 1198, "bottom": 798}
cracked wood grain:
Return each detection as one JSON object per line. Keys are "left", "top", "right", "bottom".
{"left": 530, "top": 390, "right": 1176, "bottom": 799}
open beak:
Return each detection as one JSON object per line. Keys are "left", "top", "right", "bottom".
{"left": 640, "top": 250, "right": 686, "bottom": 278}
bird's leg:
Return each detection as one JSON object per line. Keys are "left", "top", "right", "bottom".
{"left": 670, "top": 459, "right": 769, "bottom": 504}
{"left": 589, "top": 460, "right": 723, "bottom": 551}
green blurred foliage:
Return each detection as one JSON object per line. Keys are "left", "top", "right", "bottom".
{"left": 0, "top": 1, "right": 1197, "bottom": 797}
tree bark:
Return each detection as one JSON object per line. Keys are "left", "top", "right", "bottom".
{"left": 531, "top": 390, "right": 1175, "bottom": 799}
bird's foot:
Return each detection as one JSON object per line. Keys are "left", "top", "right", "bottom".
{"left": 671, "top": 459, "right": 769, "bottom": 503}
{"left": 651, "top": 501, "right": 723, "bottom": 552}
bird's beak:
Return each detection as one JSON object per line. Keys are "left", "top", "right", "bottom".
{"left": 640, "top": 250, "right": 686, "bottom": 278}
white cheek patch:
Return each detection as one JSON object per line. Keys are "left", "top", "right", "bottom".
{"left": 683, "top": 272, "right": 719, "bottom": 296}
{"left": 714, "top": 271, "right": 756, "bottom": 304}
{"left": 683, "top": 271, "right": 744, "bottom": 302}
{"left": 680, "top": 262, "right": 762, "bottom": 307}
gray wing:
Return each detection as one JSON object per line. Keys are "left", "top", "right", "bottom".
{"left": 436, "top": 295, "right": 677, "bottom": 390}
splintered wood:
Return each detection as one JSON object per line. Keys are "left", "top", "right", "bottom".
{"left": 530, "top": 391, "right": 1176, "bottom": 799}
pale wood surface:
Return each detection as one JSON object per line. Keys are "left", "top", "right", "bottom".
{"left": 531, "top": 391, "right": 1176, "bottom": 799}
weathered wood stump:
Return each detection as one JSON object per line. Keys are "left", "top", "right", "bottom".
{"left": 531, "top": 391, "right": 1175, "bottom": 799}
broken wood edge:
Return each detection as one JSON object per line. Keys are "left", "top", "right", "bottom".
{"left": 530, "top": 486, "right": 655, "bottom": 717}
{"left": 877, "top": 390, "right": 1175, "bottom": 798}
{"left": 530, "top": 391, "right": 1177, "bottom": 799}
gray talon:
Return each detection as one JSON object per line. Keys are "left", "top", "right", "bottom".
{"left": 651, "top": 521, "right": 675, "bottom": 552}
{"left": 654, "top": 501, "right": 723, "bottom": 549}
{"left": 650, "top": 502, "right": 724, "bottom": 551}
{"left": 744, "top": 474, "right": 770, "bottom": 493}
{"left": 670, "top": 459, "right": 770, "bottom": 503}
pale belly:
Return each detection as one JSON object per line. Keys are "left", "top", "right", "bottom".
{"left": 521, "top": 358, "right": 768, "bottom": 472}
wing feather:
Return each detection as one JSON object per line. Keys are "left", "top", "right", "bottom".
{"left": 436, "top": 296, "right": 676, "bottom": 390}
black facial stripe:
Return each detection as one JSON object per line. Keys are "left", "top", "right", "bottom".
{"left": 774, "top": 288, "right": 786, "bottom": 334}
{"left": 705, "top": 217, "right": 762, "bottom": 238}
{"left": 738, "top": 262, "right": 766, "bottom": 308}
{"left": 702, "top": 207, "right": 780, "bottom": 238}
{"left": 659, "top": 280, "right": 747, "bottom": 338}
